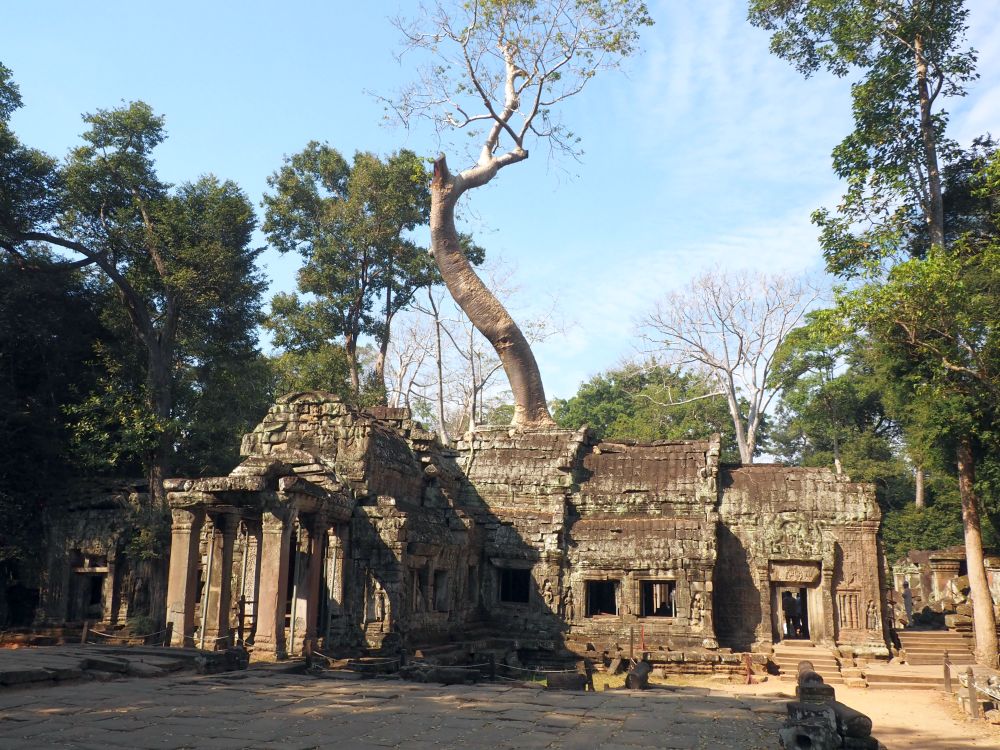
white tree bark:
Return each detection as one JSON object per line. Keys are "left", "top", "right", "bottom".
{"left": 644, "top": 270, "right": 819, "bottom": 464}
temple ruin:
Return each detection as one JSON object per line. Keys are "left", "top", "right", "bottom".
{"left": 156, "top": 391, "right": 887, "bottom": 661}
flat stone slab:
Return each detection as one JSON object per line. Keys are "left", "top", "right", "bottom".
{"left": 0, "top": 645, "right": 211, "bottom": 691}
{"left": 0, "top": 668, "right": 785, "bottom": 749}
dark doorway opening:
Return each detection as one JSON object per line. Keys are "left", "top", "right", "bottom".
{"left": 778, "top": 586, "right": 810, "bottom": 640}
{"left": 498, "top": 568, "right": 530, "bottom": 603}
{"left": 640, "top": 580, "right": 676, "bottom": 617}
{"left": 586, "top": 580, "right": 619, "bottom": 617}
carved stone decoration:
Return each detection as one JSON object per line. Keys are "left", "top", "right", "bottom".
{"left": 770, "top": 561, "right": 821, "bottom": 585}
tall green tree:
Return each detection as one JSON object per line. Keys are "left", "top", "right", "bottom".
{"left": 770, "top": 310, "right": 901, "bottom": 476}
{"left": 0, "top": 252, "right": 106, "bottom": 570}
{"left": 552, "top": 362, "right": 739, "bottom": 458}
{"left": 262, "top": 144, "right": 433, "bottom": 400}
{"left": 750, "top": 0, "right": 977, "bottom": 271}
{"left": 841, "top": 152, "right": 1000, "bottom": 664}
{"left": 0, "top": 92, "right": 266, "bottom": 505}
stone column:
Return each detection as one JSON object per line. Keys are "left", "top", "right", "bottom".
{"left": 819, "top": 567, "right": 836, "bottom": 645}
{"left": 323, "top": 524, "right": 346, "bottom": 646}
{"left": 300, "top": 515, "right": 328, "bottom": 653}
{"left": 254, "top": 508, "right": 297, "bottom": 658}
{"left": 166, "top": 507, "right": 205, "bottom": 647}
{"left": 102, "top": 559, "right": 117, "bottom": 627}
{"left": 204, "top": 513, "right": 238, "bottom": 648}
{"left": 756, "top": 565, "right": 773, "bottom": 646}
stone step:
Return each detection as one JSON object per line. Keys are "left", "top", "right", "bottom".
{"left": 865, "top": 672, "right": 942, "bottom": 685}
{"left": 866, "top": 680, "right": 941, "bottom": 690}
{"left": 773, "top": 657, "right": 840, "bottom": 667}
{"left": 906, "top": 654, "right": 976, "bottom": 667}
{"left": 899, "top": 638, "right": 972, "bottom": 647}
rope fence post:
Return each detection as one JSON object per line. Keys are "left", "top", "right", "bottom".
{"left": 943, "top": 651, "right": 951, "bottom": 693}
{"left": 81, "top": 621, "right": 90, "bottom": 644}
{"left": 967, "top": 667, "right": 980, "bottom": 719}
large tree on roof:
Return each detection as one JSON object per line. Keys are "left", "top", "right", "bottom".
{"left": 391, "top": 0, "right": 652, "bottom": 428}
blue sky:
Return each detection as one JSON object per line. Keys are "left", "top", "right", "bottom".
{"left": 5, "top": 1, "right": 1000, "bottom": 400}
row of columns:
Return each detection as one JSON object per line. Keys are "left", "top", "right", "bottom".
{"left": 165, "top": 504, "right": 345, "bottom": 658}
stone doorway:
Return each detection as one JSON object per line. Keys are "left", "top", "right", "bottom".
{"left": 773, "top": 585, "right": 811, "bottom": 642}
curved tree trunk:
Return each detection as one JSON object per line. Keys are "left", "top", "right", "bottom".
{"left": 430, "top": 156, "right": 554, "bottom": 428}
{"left": 956, "top": 438, "right": 999, "bottom": 668}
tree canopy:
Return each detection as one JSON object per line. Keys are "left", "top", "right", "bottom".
{"left": 263, "top": 144, "right": 434, "bottom": 400}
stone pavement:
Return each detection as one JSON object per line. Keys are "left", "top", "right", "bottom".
{"left": 0, "top": 668, "right": 785, "bottom": 749}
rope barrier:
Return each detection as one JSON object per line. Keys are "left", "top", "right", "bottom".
{"left": 497, "top": 663, "right": 577, "bottom": 674}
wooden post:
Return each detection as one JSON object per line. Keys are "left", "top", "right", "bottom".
{"left": 966, "top": 667, "right": 979, "bottom": 719}
{"left": 488, "top": 653, "right": 496, "bottom": 680}
{"left": 629, "top": 626, "right": 634, "bottom": 660}
{"left": 943, "top": 651, "right": 952, "bottom": 693}
{"left": 80, "top": 620, "right": 90, "bottom": 644}
{"left": 163, "top": 622, "right": 173, "bottom": 648}
{"left": 237, "top": 596, "right": 246, "bottom": 647}
{"left": 744, "top": 652, "right": 755, "bottom": 685}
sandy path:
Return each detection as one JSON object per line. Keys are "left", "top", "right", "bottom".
{"left": 717, "top": 679, "right": 1000, "bottom": 749}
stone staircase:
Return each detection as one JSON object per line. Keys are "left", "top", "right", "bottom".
{"left": 773, "top": 640, "right": 844, "bottom": 685}
{"left": 862, "top": 630, "right": 976, "bottom": 690}
{"left": 898, "top": 629, "right": 975, "bottom": 666}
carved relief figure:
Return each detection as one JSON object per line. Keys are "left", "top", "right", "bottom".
{"left": 374, "top": 580, "right": 388, "bottom": 630}
{"left": 542, "top": 579, "right": 554, "bottom": 609}
{"left": 865, "top": 599, "right": 879, "bottom": 630}
{"left": 691, "top": 592, "right": 704, "bottom": 630}
{"left": 563, "top": 586, "right": 575, "bottom": 621}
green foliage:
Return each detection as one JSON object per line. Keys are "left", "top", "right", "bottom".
{"left": 881, "top": 489, "right": 964, "bottom": 563}
{"left": 769, "top": 309, "right": 903, "bottom": 473}
{"left": 750, "top": 0, "right": 977, "bottom": 275}
{"left": 552, "top": 362, "right": 739, "bottom": 459}
{"left": 263, "top": 144, "right": 434, "bottom": 394}
{"left": 1, "top": 71, "right": 270, "bottom": 489}
{"left": 0, "top": 251, "right": 107, "bottom": 561}
{"left": 833, "top": 148, "right": 1000, "bottom": 553}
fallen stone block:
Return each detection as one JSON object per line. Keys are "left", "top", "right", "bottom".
{"left": 126, "top": 661, "right": 166, "bottom": 678}
{"left": 832, "top": 700, "right": 872, "bottom": 738}
{"left": 625, "top": 660, "right": 651, "bottom": 690}
{"left": 786, "top": 701, "right": 837, "bottom": 732}
{"left": 83, "top": 656, "right": 129, "bottom": 673}
{"left": 0, "top": 668, "right": 55, "bottom": 686}
{"left": 546, "top": 672, "right": 588, "bottom": 691}
{"left": 796, "top": 682, "right": 836, "bottom": 704}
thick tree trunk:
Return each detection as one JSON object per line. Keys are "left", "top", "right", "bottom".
{"left": 146, "top": 347, "right": 172, "bottom": 509}
{"left": 344, "top": 331, "right": 361, "bottom": 394}
{"left": 145, "top": 346, "right": 172, "bottom": 628}
{"left": 373, "top": 286, "right": 393, "bottom": 405}
{"left": 956, "top": 438, "right": 999, "bottom": 667}
{"left": 430, "top": 156, "right": 554, "bottom": 428}
{"left": 723, "top": 385, "right": 752, "bottom": 464}
{"left": 914, "top": 466, "right": 925, "bottom": 508}
{"left": 914, "top": 34, "right": 945, "bottom": 249}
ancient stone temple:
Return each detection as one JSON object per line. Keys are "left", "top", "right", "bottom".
{"left": 164, "top": 391, "right": 886, "bottom": 659}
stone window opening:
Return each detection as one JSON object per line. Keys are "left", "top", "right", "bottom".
{"left": 639, "top": 580, "right": 676, "bottom": 618}
{"left": 498, "top": 568, "right": 530, "bottom": 604}
{"left": 585, "top": 580, "right": 619, "bottom": 617}
{"left": 434, "top": 570, "right": 450, "bottom": 611}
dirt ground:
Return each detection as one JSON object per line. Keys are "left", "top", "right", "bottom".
{"left": 706, "top": 675, "right": 1000, "bottom": 750}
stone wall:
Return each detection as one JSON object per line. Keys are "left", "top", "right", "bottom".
{"left": 565, "top": 438, "right": 721, "bottom": 649}
{"left": 716, "top": 465, "right": 882, "bottom": 651}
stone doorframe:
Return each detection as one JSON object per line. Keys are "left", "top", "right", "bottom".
{"left": 760, "top": 559, "right": 836, "bottom": 646}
